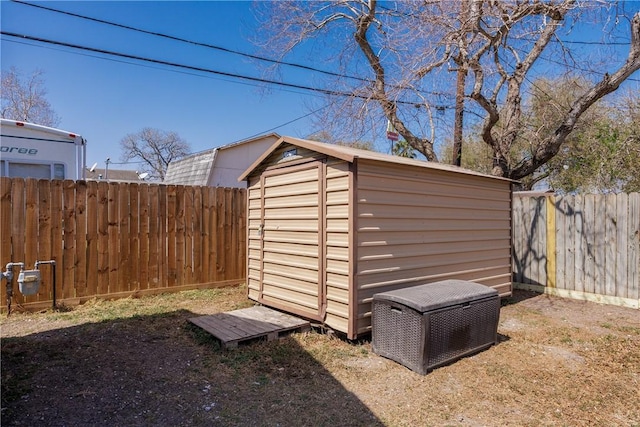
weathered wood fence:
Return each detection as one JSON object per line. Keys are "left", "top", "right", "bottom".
{"left": 513, "top": 192, "right": 640, "bottom": 309}
{"left": 1, "top": 178, "right": 246, "bottom": 311}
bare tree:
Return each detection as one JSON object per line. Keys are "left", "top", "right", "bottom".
{"left": 1, "top": 67, "right": 61, "bottom": 127}
{"left": 120, "top": 128, "right": 190, "bottom": 180}
{"left": 254, "top": 1, "right": 640, "bottom": 182}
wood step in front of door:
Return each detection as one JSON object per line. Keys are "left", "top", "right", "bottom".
{"left": 189, "top": 305, "right": 311, "bottom": 349}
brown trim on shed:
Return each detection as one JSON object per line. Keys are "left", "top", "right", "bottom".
{"left": 319, "top": 159, "right": 327, "bottom": 320}
{"left": 348, "top": 158, "right": 358, "bottom": 339}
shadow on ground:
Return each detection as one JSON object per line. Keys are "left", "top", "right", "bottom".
{"left": 1, "top": 309, "right": 382, "bottom": 426}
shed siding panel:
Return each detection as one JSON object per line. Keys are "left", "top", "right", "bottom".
{"left": 247, "top": 176, "right": 262, "bottom": 301}
{"left": 355, "top": 160, "right": 512, "bottom": 335}
{"left": 258, "top": 164, "right": 322, "bottom": 318}
{"left": 323, "top": 159, "right": 351, "bottom": 333}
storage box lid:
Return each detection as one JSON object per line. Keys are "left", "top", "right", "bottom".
{"left": 373, "top": 280, "right": 498, "bottom": 312}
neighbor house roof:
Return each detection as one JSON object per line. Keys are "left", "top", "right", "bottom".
{"left": 163, "top": 149, "right": 217, "bottom": 186}
{"left": 164, "top": 133, "right": 280, "bottom": 187}
{"left": 85, "top": 168, "right": 142, "bottom": 182}
{"left": 239, "top": 136, "right": 515, "bottom": 182}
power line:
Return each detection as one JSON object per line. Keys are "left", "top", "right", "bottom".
{"left": 3, "top": 38, "right": 321, "bottom": 98}
{"left": 0, "top": 31, "right": 350, "bottom": 98}
{"left": 10, "top": 0, "right": 452, "bottom": 99}
{"left": 1, "top": 30, "right": 454, "bottom": 109}
{"left": 11, "top": 0, "right": 357, "bottom": 79}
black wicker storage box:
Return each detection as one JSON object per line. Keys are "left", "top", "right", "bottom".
{"left": 372, "top": 280, "right": 500, "bottom": 374}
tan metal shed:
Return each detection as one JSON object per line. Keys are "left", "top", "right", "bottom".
{"left": 239, "top": 137, "right": 513, "bottom": 339}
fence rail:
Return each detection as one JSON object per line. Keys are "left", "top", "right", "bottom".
{"left": 1, "top": 178, "right": 246, "bottom": 311}
{"left": 513, "top": 192, "right": 640, "bottom": 309}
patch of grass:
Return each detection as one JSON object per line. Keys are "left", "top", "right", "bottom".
{"left": 616, "top": 325, "right": 640, "bottom": 335}
{"left": 185, "top": 323, "right": 222, "bottom": 349}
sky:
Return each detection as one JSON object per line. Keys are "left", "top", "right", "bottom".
{"left": 1, "top": 0, "right": 326, "bottom": 172}
{"left": 2, "top": 1, "right": 640, "bottom": 174}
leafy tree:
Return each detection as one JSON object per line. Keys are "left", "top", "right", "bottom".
{"left": 544, "top": 88, "right": 640, "bottom": 193}
{"left": 120, "top": 128, "right": 190, "bottom": 180}
{"left": 392, "top": 140, "right": 416, "bottom": 159}
{"left": 254, "top": 1, "right": 640, "bottom": 183}
{"left": 441, "top": 80, "right": 640, "bottom": 193}
{"left": 440, "top": 137, "right": 494, "bottom": 175}
{"left": 1, "top": 67, "right": 60, "bottom": 127}
{"left": 306, "top": 130, "right": 375, "bottom": 151}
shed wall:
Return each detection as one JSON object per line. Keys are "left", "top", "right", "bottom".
{"left": 246, "top": 143, "right": 352, "bottom": 331}
{"left": 354, "top": 159, "right": 512, "bottom": 335}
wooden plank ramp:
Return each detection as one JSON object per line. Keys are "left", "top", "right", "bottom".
{"left": 189, "top": 306, "right": 311, "bottom": 349}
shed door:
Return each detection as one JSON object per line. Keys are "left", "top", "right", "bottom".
{"left": 258, "top": 161, "right": 325, "bottom": 321}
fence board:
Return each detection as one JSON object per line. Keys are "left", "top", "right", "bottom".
{"left": 193, "top": 187, "right": 202, "bottom": 284}
{"left": 97, "top": 181, "right": 109, "bottom": 295}
{"left": 75, "top": 180, "right": 88, "bottom": 298}
{"left": 201, "top": 189, "right": 211, "bottom": 281}
{"left": 210, "top": 187, "right": 219, "bottom": 280}
{"left": 24, "top": 180, "right": 38, "bottom": 303}
{"left": 566, "top": 195, "right": 576, "bottom": 291}
{"left": 148, "top": 184, "right": 160, "bottom": 288}
{"left": 159, "top": 184, "right": 168, "bottom": 288}
{"left": 167, "top": 185, "right": 177, "bottom": 287}
{"left": 513, "top": 197, "right": 526, "bottom": 283}
{"left": 235, "top": 187, "right": 246, "bottom": 279}
{"left": 50, "top": 181, "right": 63, "bottom": 303}
{"left": 605, "top": 194, "right": 617, "bottom": 296}
{"left": 62, "top": 180, "right": 76, "bottom": 299}
{"left": 616, "top": 195, "right": 628, "bottom": 298}
{"left": 573, "top": 195, "right": 585, "bottom": 293}
{"left": 139, "top": 184, "right": 150, "bottom": 289}
{"left": 129, "top": 183, "right": 140, "bottom": 290}
{"left": 583, "top": 194, "right": 596, "bottom": 294}
{"left": 1, "top": 178, "right": 12, "bottom": 307}
{"left": 11, "top": 179, "right": 26, "bottom": 306}
{"left": 108, "top": 182, "right": 119, "bottom": 293}
{"left": 86, "top": 181, "right": 98, "bottom": 297}
{"left": 219, "top": 189, "right": 230, "bottom": 280}
{"left": 555, "top": 197, "right": 566, "bottom": 289}
{"left": 183, "top": 185, "right": 194, "bottom": 285}
{"left": 37, "top": 180, "right": 52, "bottom": 301}
{"left": 593, "top": 195, "right": 606, "bottom": 296}
{"left": 118, "top": 184, "right": 130, "bottom": 293}
{"left": 629, "top": 193, "right": 640, "bottom": 300}
{"left": 11, "top": 179, "right": 25, "bottom": 278}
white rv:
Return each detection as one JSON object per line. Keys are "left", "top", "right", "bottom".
{"left": 0, "top": 118, "right": 87, "bottom": 180}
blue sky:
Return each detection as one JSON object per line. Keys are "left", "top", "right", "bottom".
{"left": 2, "top": 1, "right": 640, "bottom": 173}
{"left": 1, "top": 1, "right": 325, "bottom": 171}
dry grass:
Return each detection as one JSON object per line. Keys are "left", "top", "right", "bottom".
{"left": 1, "top": 285, "right": 639, "bottom": 426}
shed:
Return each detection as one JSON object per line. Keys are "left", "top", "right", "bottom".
{"left": 239, "top": 137, "right": 514, "bottom": 339}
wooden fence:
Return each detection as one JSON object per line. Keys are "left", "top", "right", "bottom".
{"left": 512, "top": 192, "right": 639, "bottom": 309}
{"left": 1, "top": 178, "right": 246, "bottom": 311}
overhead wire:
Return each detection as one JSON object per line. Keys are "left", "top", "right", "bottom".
{"left": 10, "top": 0, "right": 451, "bottom": 99}
{"left": 1, "top": 31, "right": 455, "bottom": 110}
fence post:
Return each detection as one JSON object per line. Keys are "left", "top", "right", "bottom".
{"left": 546, "top": 194, "right": 556, "bottom": 289}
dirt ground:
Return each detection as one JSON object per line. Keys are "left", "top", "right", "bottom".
{"left": 1, "top": 286, "right": 639, "bottom": 427}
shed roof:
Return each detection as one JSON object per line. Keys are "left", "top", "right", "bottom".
{"left": 239, "top": 136, "right": 515, "bottom": 182}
